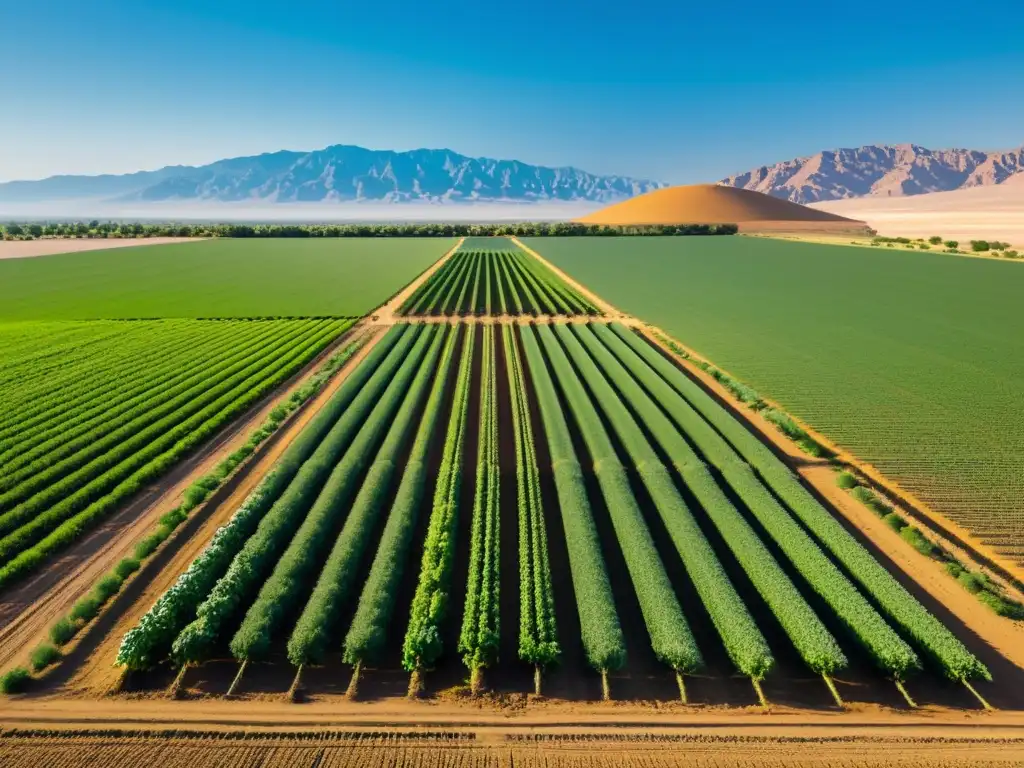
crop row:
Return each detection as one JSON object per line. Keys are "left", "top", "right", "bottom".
{"left": 400, "top": 247, "right": 598, "bottom": 317}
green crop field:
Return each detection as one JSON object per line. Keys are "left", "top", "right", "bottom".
{"left": 526, "top": 236, "right": 1024, "bottom": 567}
{"left": 0, "top": 238, "right": 454, "bottom": 320}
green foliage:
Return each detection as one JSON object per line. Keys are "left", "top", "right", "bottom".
{"left": 975, "top": 590, "right": 1024, "bottom": 619}
{"left": 539, "top": 324, "right": 706, "bottom": 676}
{"left": 273, "top": 326, "right": 446, "bottom": 667}
{"left": 928, "top": 236, "right": 943, "bottom": 245}
{"left": 170, "top": 326, "right": 419, "bottom": 666}
{"left": 30, "top": 643, "right": 61, "bottom": 672}
{"left": 401, "top": 246, "right": 597, "bottom": 318}
{"left": 70, "top": 596, "right": 101, "bottom": 623}
{"left": 944, "top": 240, "right": 959, "bottom": 249}
{"left": 403, "top": 327, "right": 476, "bottom": 673}
{"left": 530, "top": 236, "right": 1024, "bottom": 578}
{"left": 883, "top": 512, "right": 908, "bottom": 532}
{"left": 944, "top": 560, "right": 966, "bottom": 579}
{"left": 0, "top": 239, "right": 453, "bottom": 320}
{"left": 970, "top": 240, "right": 990, "bottom": 252}
{"left": 519, "top": 325, "right": 625, "bottom": 675}
{"left": 899, "top": 526, "right": 935, "bottom": 557}
{"left": 342, "top": 327, "right": 459, "bottom": 667}
{"left": 836, "top": 471, "right": 858, "bottom": 490}
{"left": 459, "top": 327, "right": 502, "bottom": 675}
{"left": 115, "top": 327, "right": 403, "bottom": 670}
{"left": 957, "top": 571, "right": 988, "bottom": 594}
{"left": 504, "top": 326, "right": 559, "bottom": 670}
{"left": 93, "top": 573, "right": 124, "bottom": 602}
{"left": 851, "top": 486, "right": 892, "bottom": 516}
{"left": 603, "top": 322, "right": 984, "bottom": 681}
{"left": 0, "top": 667, "right": 29, "bottom": 694}
{"left": 49, "top": 618, "right": 77, "bottom": 647}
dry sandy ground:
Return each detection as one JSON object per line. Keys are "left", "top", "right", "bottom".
{"left": 0, "top": 237, "right": 202, "bottom": 260}
{"left": 809, "top": 183, "right": 1024, "bottom": 248}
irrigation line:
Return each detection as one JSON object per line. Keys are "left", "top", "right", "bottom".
{"left": 963, "top": 679, "right": 995, "bottom": 710}
{"left": 226, "top": 660, "right": 248, "bottom": 698}
{"left": 895, "top": 679, "right": 917, "bottom": 708}
{"left": 822, "top": 674, "right": 844, "bottom": 708}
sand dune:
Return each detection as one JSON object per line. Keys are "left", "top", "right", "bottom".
{"left": 810, "top": 184, "right": 1024, "bottom": 248}
{"left": 576, "top": 184, "right": 869, "bottom": 234}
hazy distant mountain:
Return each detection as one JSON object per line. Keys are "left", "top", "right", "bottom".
{"left": 0, "top": 145, "right": 663, "bottom": 205}
{"left": 720, "top": 143, "right": 1024, "bottom": 203}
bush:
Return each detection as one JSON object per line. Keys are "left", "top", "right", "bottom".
{"left": 883, "top": 512, "right": 907, "bottom": 532}
{"left": 970, "top": 240, "right": 990, "bottom": 252}
{"left": 836, "top": 471, "right": 858, "bottom": 490}
{"left": 764, "top": 409, "right": 807, "bottom": 440}
{"left": 798, "top": 437, "right": 831, "bottom": 457}
{"left": 30, "top": 643, "right": 61, "bottom": 672}
{"left": 944, "top": 560, "right": 966, "bottom": 579}
{"left": 70, "top": 596, "right": 102, "bottom": 623}
{"left": 899, "top": 525, "right": 935, "bottom": 557}
{"left": 114, "top": 557, "right": 141, "bottom": 580}
{"left": 93, "top": 574, "right": 124, "bottom": 602}
{"left": 1003, "top": 250, "right": 1019, "bottom": 259}
{"left": 928, "top": 236, "right": 943, "bottom": 245}
{"left": 990, "top": 241, "right": 1008, "bottom": 251}
{"left": 0, "top": 667, "right": 30, "bottom": 694}
{"left": 944, "top": 240, "right": 959, "bottom": 249}
{"left": 957, "top": 570, "right": 987, "bottom": 594}
{"left": 158, "top": 508, "right": 188, "bottom": 529}
{"left": 49, "top": 617, "right": 77, "bottom": 647}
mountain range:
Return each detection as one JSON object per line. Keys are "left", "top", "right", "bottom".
{"left": 719, "top": 143, "right": 1024, "bottom": 203}
{"left": 0, "top": 145, "right": 663, "bottom": 205}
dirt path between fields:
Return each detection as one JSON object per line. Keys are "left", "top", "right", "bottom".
{"left": 0, "top": 323, "right": 379, "bottom": 676}
{"left": 373, "top": 238, "right": 464, "bottom": 325}
{"left": 0, "top": 238, "right": 206, "bottom": 260}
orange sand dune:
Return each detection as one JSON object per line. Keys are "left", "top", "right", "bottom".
{"left": 578, "top": 184, "right": 869, "bottom": 233}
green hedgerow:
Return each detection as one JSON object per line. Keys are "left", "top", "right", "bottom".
{"left": 975, "top": 590, "right": 1024, "bottom": 619}
{"left": 49, "top": 617, "right": 77, "bottom": 647}
{"left": 93, "top": 573, "right": 124, "bottom": 602}
{"left": 899, "top": 525, "right": 935, "bottom": 557}
{"left": 114, "top": 557, "right": 141, "bottom": 580}
{"left": 836, "top": 471, "right": 858, "bottom": 490}
{"left": 957, "top": 571, "right": 988, "bottom": 594}
{"left": 0, "top": 667, "right": 30, "bottom": 695}
{"left": 29, "top": 643, "right": 61, "bottom": 672}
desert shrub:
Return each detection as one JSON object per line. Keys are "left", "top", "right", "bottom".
{"left": 975, "top": 590, "right": 1024, "bottom": 619}
{"left": 990, "top": 241, "right": 1008, "bottom": 251}
{"left": 944, "top": 240, "right": 959, "bottom": 249}
{"left": 899, "top": 525, "right": 935, "bottom": 557}
{"left": 970, "top": 240, "right": 990, "bottom": 252}
{"left": 0, "top": 667, "right": 30, "bottom": 694}
{"left": 883, "top": 512, "right": 907, "bottom": 532}
{"left": 70, "top": 595, "right": 102, "bottom": 623}
{"left": 944, "top": 560, "right": 966, "bottom": 579}
{"left": 798, "top": 437, "right": 831, "bottom": 457}
{"left": 1003, "top": 250, "right": 1019, "bottom": 259}
{"left": 928, "top": 236, "right": 943, "bottom": 245}
{"left": 836, "top": 471, "right": 858, "bottom": 490}
{"left": 114, "top": 557, "right": 141, "bottom": 580}
{"left": 30, "top": 643, "right": 61, "bottom": 672}
{"left": 764, "top": 409, "right": 807, "bottom": 440}
{"left": 957, "top": 570, "right": 987, "bottom": 594}
{"left": 850, "top": 486, "right": 892, "bottom": 516}
{"left": 49, "top": 618, "right": 77, "bottom": 646}
{"left": 919, "top": 244, "right": 930, "bottom": 249}
{"left": 93, "top": 574, "right": 124, "bottom": 602}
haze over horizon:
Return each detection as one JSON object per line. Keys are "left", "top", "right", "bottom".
{"left": 3, "top": 0, "right": 1023, "bottom": 186}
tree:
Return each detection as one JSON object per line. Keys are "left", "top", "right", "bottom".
{"left": 944, "top": 240, "right": 959, "bottom": 249}
{"left": 928, "top": 236, "right": 943, "bottom": 245}
{"left": 970, "top": 240, "right": 990, "bottom": 252}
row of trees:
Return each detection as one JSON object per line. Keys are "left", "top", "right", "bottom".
{"left": 1, "top": 221, "right": 738, "bottom": 240}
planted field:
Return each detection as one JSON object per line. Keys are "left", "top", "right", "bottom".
{"left": 0, "top": 318, "right": 353, "bottom": 590}
{"left": 526, "top": 236, "right": 1024, "bottom": 567}
{"left": 399, "top": 243, "right": 598, "bottom": 317}
{"left": 111, "top": 320, "right": 993, "bottom": 709}
{"left": 0, "top": 238, "right": 455, "bottom": 320}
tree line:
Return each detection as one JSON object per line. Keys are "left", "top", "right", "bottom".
{"left": 1, "top": 221, "right": 737, "bottom": 240}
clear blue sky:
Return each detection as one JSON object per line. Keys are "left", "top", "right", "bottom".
{"left": 2, "top": 0, "right": 1022, "bottom": 184}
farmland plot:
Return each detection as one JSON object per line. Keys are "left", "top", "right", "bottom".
{"left": 0, "top": 318, "right": 354, "bottom": 589}
{"left": 527, "top": 236, "right": 1024, "bottom": 567}
{"left": 112, "top": 320, "right": 992, "bottom": 709}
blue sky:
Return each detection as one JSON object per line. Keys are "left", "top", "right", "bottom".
{"left": 2, "top": 0, "right": 1023, "bottom": 184}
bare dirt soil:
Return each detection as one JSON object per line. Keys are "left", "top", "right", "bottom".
{"left": 810, "top": 184, "right": 1024, "bottom": 250}
{"left": 0, "top": 238, "right": 205, "bottom": 260}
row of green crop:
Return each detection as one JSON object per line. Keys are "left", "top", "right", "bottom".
{"left": 0, "top": 320, "right": 353, "bottom": 592}
{"left": 459, "top": 326, "right": 501, "bottom": 691}
{"left": 614, "top": 324, "right": 989, "bottom": 683}
{"left": 402, "top": 325, "right": 476, "bottom": 690}
{"left": 503, "top": 325, "right": 559, "bottom": 688}
{"left": 4, "top": 332, "right": 367, "bottom": 688}
{"left": 400, "top": 250, "right": 598, "bottom": 317}
{"left": 115, "top": 326, "right": 405, "bottom": 670}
